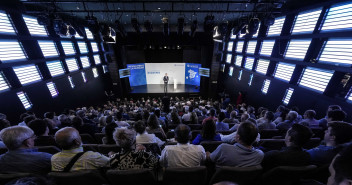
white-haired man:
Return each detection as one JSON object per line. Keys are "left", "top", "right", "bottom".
{"left": 0, "top": 126, "right": 52, "bottom": 174}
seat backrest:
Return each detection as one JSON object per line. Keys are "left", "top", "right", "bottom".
{"left": 311, "top": 128, "right": 324, "bottom": 140}
{"left": 98, "top": 144, "right": 121, "bottom": 155}
{"left": 262, "top": 165, "right": 317, "bottom": 185}
{"left": 259, "top": 139, "right": 286, "bottom": 151}
{"left": 218, "top": 131, "right": 234, "bottom": 135}
{"left": 189, "top": 124, "right": 203, "bottom": 130}
{"left": 82, "top": 144, "right": 99, "bottom": 152}
{"left": 259, "top": 129, "right": 281, "bottom": 139}
{"left": 0, "top": 173, "right": 32, "bottom": 185}
{"left": 191, "top": 130, "right": 201, "bottom": 141}
{"left": 163, "top": 166, "right": 207, "bottom": 185}
{"left": 303, "top": 138, "right": 322, "bottom": 150}
{"left": 141, "top": 143, "right": 162, "bottom": 155}
{"left": 209, "top": 166, "right": 263, "bottom": 185}
{"left": 200, "top": 141, "right": 223, "bottom": 152}
{"left": 36, "top": 146, "right": 61, "bottom": 154}
{"left": 48, "top": 170, "right": 107, "bottom": 185}
{"left": 80, "top": 134, "right": 97, "bottom": 144}
{"left": 166, "top": 131, "right": 175, "bottom": 139}
{"left": 94, "top": 133, "right": 105, "bottom": 144}
{"left": 106, "top": 169, "right": 156, "bottom": 185}
{"left": 154, "top": 132, "right": 166, "bottom": 141}
{"left": 0, "top": 148, "right": 8, "bottom": 155}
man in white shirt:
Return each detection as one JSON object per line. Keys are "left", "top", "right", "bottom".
{"left": 182, "top": 106, "right": 192, "bottom": 122}
{"left": 135, "top": 121, "right": 164, "bottom": 147}
{"left": 160, "top": 124, "right": 206, "bottom": 167}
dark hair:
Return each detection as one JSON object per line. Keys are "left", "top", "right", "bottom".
{"left": 28, "top": 119, "right": 48, "bottom": 136}
{"left": 265, "top": 111, "right": 274, "bottom": 121}
{"left": 175, "top": 124, "right": 191, "bottom": 144}
{"left": 72, "top": 116, "right": 83, "bottom": 128}
{"left": 189, "top": 106, "right": 194, "bottom": 113}
{"left": 279, "top": 108, "right": 290, "bottom": 119}
{"left": 116, "top": 111, "right": 123, "bottom": 121}
{"left": 134, "top": 121, "right": 146, "bottom": 134}
{"left": 0, "top": 119, "right": 10, "bottom": 130}
{"left": 247, "top": 106, "right": 255, "bottom": 114}
{"left": 171, "top": 111, "right": 181, "bottom": 124}
{"left": 134, "top": 113, "right": 143, "bottom": 121}
{"left": 190, "top": 112, "right": 198, "bottom": 125}
{"left": 202, "top": 119, "right": 216, "bottom": 140}
{"left": 329, "top": 105, "right": 342, "bottom": 111}
{"left": 147, "top": 114, "right": 160, "bottom": 129}
{"left": 277, "top": 105, "right": 286, "bottom": 112}
{"left": 154, "top": 109, "right": 161, "bottom": 118}
{"left": 44, "top": 112, "right": 55, "bottom": 119}
{"left": 333, "top": 144, "right": 352, "bottom": 183}
{"left": 328, "top": 110, "right": 346, "bottom": 121}
{"left": 287, "top": 124, "right": 313, "bottom": 147}
{"left": 105, "top": 122, "right": 118, "bottom": 144}
{"left": 210, "top": 109, "right": 216, "bottom": 117}
{"left": 218, "top": 112, "right": 226, "bottom": 122}
{"left": 291, "top": 106, "right": 299, "bottom": 112}
{"left": 106, "top": 115, "right": 114, "bottom": 124}
{"left": 328, "top": 122, "right": 352, "bottom": 145}
{"left": 237, "top": 121, "right": 258, "bottom": 146}
{"left": 143, "top": 111, "right": 150, "bottom": 121}
{"left": 24, "top": 116, "right": 36, "bottom": 125}
{"left": 19, "top": 113, "right": 29, "bottom": 122}
{"left": 304, "top": 110, "right": 316, "bottom": 119}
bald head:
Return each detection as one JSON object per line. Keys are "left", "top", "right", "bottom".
{"left": 55, "top": 127, "right": 81, "bottom": 150}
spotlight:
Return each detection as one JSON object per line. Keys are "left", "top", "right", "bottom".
{"left": 144, "top": 20, "right": 153, "bottom": 32}
{"left": 247, "top": 17, "right": 260, "bottom": 35}
{"left": 213, "top": 21, "right": 228, "bottom": 42}
{"left": 264, "top": 14, "right": 275, "bottom": 26}
{"left": 53, "top": 18, "right": 69, "bottom": 36}
{"left": 177, "top": 17, "right": 185, "bottom": 35}
{"left": 131, "top": 18, "right": 141, "bottom": 33}
{"left": 102, "top": 24, "right": 116, "bottom": 43}
{"left": 162, "top": 17, "right": 169, "bottom": 36}
{"left": 233, "top": 22, "right": 247, "bottom": 35}
{"left": 190, "top": 20, "right": 198, "bottom": 37}
{"left": 37, "top": 15, "right": 50, "bottom": 26}
{"left": 115, "top": 20, "right": 127, "bottom": 37}
{"left": 204, "top": 15, "right": 215, "bottom": 33}
{"left": 86, "top": 15, "right": 100, "bottom": 34}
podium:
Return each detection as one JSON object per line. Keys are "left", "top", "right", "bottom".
{"left": 174, "top": 79, "right": 177, "bottom": 89}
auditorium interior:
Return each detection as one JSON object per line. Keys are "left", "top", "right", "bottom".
{"left": 0, "top": 0, "right": 352, "bottom": 185}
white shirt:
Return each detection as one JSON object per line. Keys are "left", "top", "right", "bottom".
{"left": 182, "top": 112, "right": 191, "bottom": 122}
{"left": 160, "top": 143, "right": 206, "bottom": 168}
{"left": 136, "top": 132, "right": 165, "bottom": 147}
{"left": 221, "top": 132, "right": 261, "bottom": 144}
{"left": 115, "top": 121, "right": 130, "bottom": 127}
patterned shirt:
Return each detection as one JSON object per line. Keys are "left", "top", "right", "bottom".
{"left": 51, "top": 147, "right": 110, "bottom": 171}
{"left": 110, "top": 150, "right": 159, "bottom": 170}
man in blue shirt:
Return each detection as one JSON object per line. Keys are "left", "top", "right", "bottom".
{"left": 307, "top": 121, "right": 352, "bottom": 165}
{"left": 0, "top": 126, "right": 52, "bottom": 174}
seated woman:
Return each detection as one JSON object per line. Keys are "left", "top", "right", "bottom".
{"left": 146, "top": 114, "right": 167, "bottom": 140}
{"left": 109, "top": 128, "right": 159, "bottom": 170}
{"left": 102, "top": 116, "right": 118, "bottom": 144}
{"left": 135, "top": 120, "right": 165, "bottom": 147}
{"left": 192, "top": 119, "right": 221, "bottom": 145}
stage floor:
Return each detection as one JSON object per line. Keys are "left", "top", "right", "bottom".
{"left": 131, "top": 84, "right": 200, "bottom": 93}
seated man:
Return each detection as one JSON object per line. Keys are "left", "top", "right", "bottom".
{"left": 301, "top": 110, "right": 320, "bottom": 128}
{"left": 135, "top": 120, "right": 165, "bottom": 147}
{"left": 0, "top": 126, "right": 52, "bottom": 174}
{"left": 262, "top": 124, "right": 313, "bottom": 171}
{"left": 160, "top": 124, "right": 206, "bottom": 167}
{"left": 28, "top": 119, "right": 58, "bottom": 147}
{"left": 209, "top": 121, "right": 264, "bottom": 167}
{"left": 276, "top": 111, "right": 298, "bottom": 131}
{"left": 307, "top": 121, "right": 352, "bottom": 165}
{"left": 327, "top": 144, "right": 352, "bottom": 185}
{"left": 52, "top": 127, "right": 110, "bottom": 171}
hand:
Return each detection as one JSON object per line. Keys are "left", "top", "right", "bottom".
{"left": 206, "top": 151, "right": 211, "bottom": 160}
{"left": 108, "top": 151, "right": 115, "bottom": 157}
{"left": 136, "top": 144, "right": 146, "bottom": 151}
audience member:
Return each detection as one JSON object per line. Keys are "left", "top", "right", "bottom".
{"left": 115, "top": 111, "right": 130, "bottom": 127}
{"left": 192, "top": 119, "right": 221, "bottom": 145}
{"left": 223, "top": 111, "right": 239, "bottom": 124}
{"left": 273, "top": 107, "right": 289, "bottom": 125}
{"left": 301, "top": 110, "right": 320, "bottom": 128}
{"left": 146, "top": 114, "right": 166, "bottom": 140}
{"left": 257, "top": 111, "right": 276, "bottom": 131}
{"left": 169, "top": 108, "right": 181, "bottom": 125}
{"left": 52, "top": 127, "right": 109, "bottom": 171}
{"left": 110, "top": 128, "right": 159, "bottom": 170}
{"left": 307, "top": 121, "right": 352, "bottom": 165}
{"left": 0, "top": 119, "right": 10, "bottom": 148}
{"left": 319, "top": 105, "right": 342, "bottom": 129}
{"left": 28, "top": 119, "right": 58, "bottom": 147}
{"left": 102, "top": 120, "right": 118, "bottom": 144}
{"left": 209, "top": 121, "right": 264, "bottom": 167}
{"left": 182, "top": 106, "right": 191, "bottom": 122}
{"left": 276, "top": 111, "right": 298, "bottom": 131}
{"left": 202, "top": 109, "right": 217, "bottom": 124}
{"left": 327, "top": 144, "right": 352, "bottom": 185}
{"left": 135, "top": 120, "right": 164, "bottom": 147}
{"left": 0, "top": 126, "right": 52, "bottom": 174}
{"left": 160, "top": 124, "right": 206, "bottom": 167}
{"left": 216, "top": 112, "right": 229, "bottom": 131}
{"left": 262, "top": 124, "right": 313, "bottom": 171}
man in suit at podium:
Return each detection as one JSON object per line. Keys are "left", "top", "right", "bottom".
{"left": 163, "top": 73, "right": 169, "bottom": 93}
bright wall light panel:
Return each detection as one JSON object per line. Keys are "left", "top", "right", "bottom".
{"left": 260, "top": 40, "right": 275, "bottom": 56}
{"left": 236, "top": 41, "right": 244, "bottom": 53}
{"left": 245, "top": 57, "right": 255, "bottom": 70}
{"left": 66, "top": 58, "right": 79, "bottom": 72}
{"left": 13, "top": 65, "right": 42, "bottom": 85}
{"left": 46, "top": 61, "right": 65, "bottom": 77}
{"left": 85, "top": 28, "right": 94, "bottom": 39}
{"left": 68, "top": 76, "right": 75, "bottom": 88}
{"left": 81, "top": 72, "right": 87, "bottom": 83}
{"left": 319, "top": 39, "right": 352, "bottom": 66}
{"left": 0, "top": 12, "right": 15, "bottom": 34}
{"left": 91, "top": 42, "right": 99, "bottom": 52}
{"left": 0, "top": 40, "right": 26, "bottom": 62}
{"left": 274, "top": 62, "right": 296, "bottom": 82}
{"left": 321, "top": 2, "right": 352, "bottom": 32}
{"left": 46, "top": 82, "right": 59, "bottom": 97}
{"left": 246, "top": 41, "right": 257, "bottom": 54}
{"left": 248, "top": 74, "right": 253, "bottom": 86}
{"left": 229, "top": 66, "right": 234, "bottom": 76}
{"left": 80, "top": 56, "right": 90, "bottom": 68}
{"left": 227, "top": 42, "right": 233, "bottom": 52}
{"left": 256, "top": 59, "right": 270, "bottom": 75}
{"left": 94, "top": 55, "right": 101, "bottom": 65}
{"left": 17, "top": 91, "right": 32, "bottom": 110}
{"left": 77, "top": 42, "right": 88, "bottom": 54}
{"left": 226, "top": 54, "right": 232, "bottom": 64}
{"left": 285, "top": 39, "right": 312, "bottom": 60}
{"left": 23, "top": 15, "right": 47, "bottom": 36}
{"left": 292, "top": 8, "right": 322, "bottom": 34}
{"left": 38, "top": 41, "right": 58, "bottom": 57}
{"left": 103, "top": 65, "right": 108, "bottom": 73}
{"left": 262, "top": 79, "right": 271, "bottom": 94}
{"left": 267, "top": 17, "right": 285, "bottom": 36}
{"left": 235, "top": 55, "right": 243, "bottom": 67}
{"left": 252, "top": 23, "right": 261, "bottom": 38}
{"left": 61, "top": 41, "right": 75, "bottom": 55}
{"left": 282, "top": 88, "right": 294, "bottom": 105}
{"left": 299, "top": 67, "right": 334, "bottom": 93}
{"left": 93, "top": 67, "right": 99, "bottom": 78}
{"left": 0, "top": 72, "right": 10, "bottom": 92}
{"left": 238, "top": 70, "right": 242, "bottom": 80}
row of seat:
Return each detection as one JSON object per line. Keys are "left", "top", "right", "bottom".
{"left": 0, "top": 165, "right": 325, "bottom": 185}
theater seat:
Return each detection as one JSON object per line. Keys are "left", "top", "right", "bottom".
{"left": 80, "top": 134, "right": 97, "bottom": 144}
{"left": 200, "top": 141, "right": 223, "bottom": 152}
{"left": 188, "top": 124, "right": 203, "bottom": 130}
{"left": 48, "top": 170, "right": 107, "bottom": 185}
{"left": 258, "top": 139, "right": 286, "bottom": 152}
{"left": 0, "top": 148, "right": 7, "bottom": 154}
{"left": 36, "top": 146, "right": 61, "bottom": 154}
{"left": 166, "top": 131, "right": 175, "bottom": 139}
{"left": 209, "top": 166, "right": 263, "bottom": 185}
{"left": 94, "top": 133, "right": 105, "bottom": 144}
{"left": 141, "top": 143, "right": 162, "bottom": 155}
{"left": 98, "top": 144, "right": 121, "bottom": 155}
{"left": 0, "top": 173, "right": 33, "bottom": 185}
{"left": 106, "top": 169, "right": 156, "bottom": 185}
{"left": 82, "top": 144, "right": 99, "bottom": 152}
{"left": 163, "top": 166, "right": 207, "bottom": 185}
{"left": 191, "top": 130, "right": 201, "bottom": 141}
{"left": 303, "top": 138, "right": 322, "bottom": 150}
{"left": 259, "top": 129, "right": 282, "bottom": 139}
{"left": 261, "top": 165, "right": 317, "bottom": 185}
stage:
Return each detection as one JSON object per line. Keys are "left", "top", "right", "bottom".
{"left": 131, "top": 84, "right": 200, "bottom": 94}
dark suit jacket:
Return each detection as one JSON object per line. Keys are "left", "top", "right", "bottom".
{"left": 163, "top": 76, "right": 169, "bottom": 83}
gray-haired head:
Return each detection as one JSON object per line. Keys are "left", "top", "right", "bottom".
{"left": 55, "top": 127, "right": 81, "bottom": 150}
{"left": 0, "top": 126, "right": 34, "bottom": 150}
{"left": 113, "top": 128, "right": 136, "bottom": 149}
{"left": 76, "top": 110, "right": 85, "bottom": 118}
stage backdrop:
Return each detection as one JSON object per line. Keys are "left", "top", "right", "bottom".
{"left": 127, "top": 63, "right": 200, "bottom": 86}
